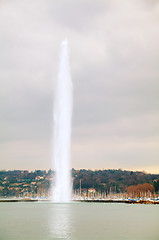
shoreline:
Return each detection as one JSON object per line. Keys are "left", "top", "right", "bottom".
{"left": 77, "top": 199, "right": 159, "bottom": 204}
{"left": 0, "top": 198, "right": 159, "bottom": 204}
{"left": 0, "top": 199, "right": 38, "bottom": 202}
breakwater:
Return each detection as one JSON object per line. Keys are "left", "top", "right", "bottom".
{"left": 0, "top": 198, "right": 159, "bottom": 204}
{"left": 0, "top": 199, "right": 38, "bottom": 202}
{"left": 77, "top": 199, "right": 159, "bottom": 204}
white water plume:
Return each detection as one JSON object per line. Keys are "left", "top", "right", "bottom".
{"left": 52, "top": 39, "right": 73, "bottom": 202}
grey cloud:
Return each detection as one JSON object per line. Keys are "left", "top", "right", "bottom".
{"left": 46, "top": 0, "right": 108, "bottom": 33}
{"left": 0, "top": 0, "right": 159, "bottom": 171}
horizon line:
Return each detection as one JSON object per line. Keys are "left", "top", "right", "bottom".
{"left": 0, "top": 168, "right": 159, "bottom": 175}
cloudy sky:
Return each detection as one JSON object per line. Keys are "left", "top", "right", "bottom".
{"left": 1, "top": 0, "right": 159, "bottom": 173}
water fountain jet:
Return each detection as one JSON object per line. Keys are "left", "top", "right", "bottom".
{"left": 52, "top": 39, "right": 73, "bottom": 202}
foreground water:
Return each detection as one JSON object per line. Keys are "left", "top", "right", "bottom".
{"left": 0, "top": 202, "right": 158, "bottom": 240}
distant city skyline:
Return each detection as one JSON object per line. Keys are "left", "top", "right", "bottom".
{"left": 1, "top": 0, "right": 159, "bottom": 173}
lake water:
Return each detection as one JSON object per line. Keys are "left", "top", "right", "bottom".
{"left": 0, "top": 202, "right": 158, "bottom": 240}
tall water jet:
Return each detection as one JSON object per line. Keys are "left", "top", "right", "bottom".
{"left": 52, "top": 39, "right": 73, "bottom": 202}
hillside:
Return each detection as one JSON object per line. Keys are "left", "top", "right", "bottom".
{"left": 0, "top": 169, "right": 159, "bottom": 197}
{"left": 72, "top": 169, "right": 159, "bottom": 193}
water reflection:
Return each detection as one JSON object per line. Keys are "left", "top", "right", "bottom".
{"left": 49, "top": 204, "right": 72, "bottom": 240}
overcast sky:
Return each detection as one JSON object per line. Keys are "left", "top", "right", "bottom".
{"left": 1, "top": 0, "right": 159, "bottom": 173}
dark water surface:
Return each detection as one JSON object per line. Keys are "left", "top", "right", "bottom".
{"left": 0, "top": 202, "right": 158, "bottom": 240}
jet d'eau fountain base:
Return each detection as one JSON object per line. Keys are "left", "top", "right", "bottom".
{"left": 51, "top": 40, "right": 73, "bottom": 203}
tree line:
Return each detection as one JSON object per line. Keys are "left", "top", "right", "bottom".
{"left": 0, "top": 169, "right": 159, "bottom": 198}
{"left": 72, "top": 169, "right": 159, "bottom": 193}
